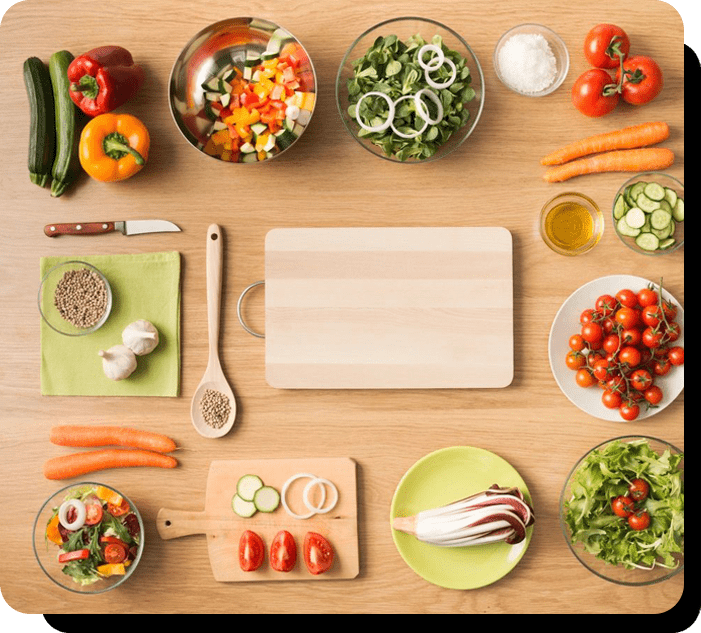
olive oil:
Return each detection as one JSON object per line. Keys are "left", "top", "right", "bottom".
{"left": 544, "top": 200, "right": 595, "bottom": 251}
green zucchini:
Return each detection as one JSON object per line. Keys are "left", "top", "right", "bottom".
{"left": 23, "top": 57, "right": 55, "bottom": 187}
{"left": 48, "top": 50, "right": 79, "bottom": 197}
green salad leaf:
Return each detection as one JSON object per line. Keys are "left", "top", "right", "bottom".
{"left": 347, "top": 33, "right": 475, "bottom": 161}
{"left": 564, "top": 439, "right": 684, "bottom": 570}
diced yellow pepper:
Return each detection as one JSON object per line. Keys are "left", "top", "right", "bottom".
{"left": 211, "top": 129, "right": 230, "bottom": 145}
{"left": 255, "top": 133, "right": 270, "bottom": 151}
{"left": 95, "top": 486, "right": 123, "bottom": 506}
{"left": 263, "top": 58, "right": 278, "bottom": 70}
{"left": 301, "top": 92, "right": 316, "bottom": 110}
{"left": 97, "top": 563, "right": 126, "bottom": 577}
{"left": 257, "top": 150, "right": 267, "bottom": 161}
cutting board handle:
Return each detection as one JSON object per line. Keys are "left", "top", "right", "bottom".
{"left": 156, "top": 507, "right": 209, "bottom": 540}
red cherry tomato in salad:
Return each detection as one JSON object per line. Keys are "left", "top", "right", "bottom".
{"left": 637, "top": 288, "right": 658, "bottom": 307}
{"left": 103, "top": 542, "right": 128, "bottom": 564}
{"left": 270, "top": 530, "right": 297, "bottom": 572}
{"left": 628, "top": 479, "right": 650, "bottom": 501}
{"left": 571, "top": 68, "right": 619, "bottom": 117}
{"left": 628, "top": 511, "right": 651, "bottom": 531}
{"left": 612, "top": 495, "right": 635, "bottom": 518}
{"left": 239, "top": 530, "right": 265, "bottom": 572}
{"left": 616, "top": 55, "right": 663, "bottom": 105}
{"left": 107, "top": 498, "right": 130, "bottom": 517}
{"left": 303, "top": 532, "right": 334, "bottom": 575}
{"left": 84, "top": 502, "right": 104, "bottom": 525}
{"left": 667, "top": 346, "right": 684, "bottom": 366}
{"left": 619, "top": 402, "right": 641, "bottom": 421}
{"left": 584, "top": 24, "right": 631, "bottom": 69}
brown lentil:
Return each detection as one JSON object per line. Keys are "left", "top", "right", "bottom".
{"left": 200, "top": 388, "right": 231, "bottom": 428}
{"left": 53, "top": 268, "right": 108, "bottom": 329}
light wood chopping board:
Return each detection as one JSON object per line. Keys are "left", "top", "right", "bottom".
{"left": 156, "top": 457, "right": 359, "bottom": 582}
{"left": 263, "top": 227, "right": 514, "bottom": 389}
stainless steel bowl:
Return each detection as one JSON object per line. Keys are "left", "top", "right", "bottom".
{"left": 169, "top": 17, "right": 317, "bottom": 163}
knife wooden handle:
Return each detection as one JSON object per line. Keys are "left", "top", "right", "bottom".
{"left": 44, "top": 222, "right": 116, "bottom": 237}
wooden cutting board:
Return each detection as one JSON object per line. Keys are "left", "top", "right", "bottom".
{"left": 157, "top": 458, "right": 359, "bottom": 582}
{"left": 264, "top": 227, "right": 514, "bottom": 389}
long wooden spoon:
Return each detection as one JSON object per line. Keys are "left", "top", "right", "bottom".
{"left": 191, "top": 224, "right": 236, "bottom": 438}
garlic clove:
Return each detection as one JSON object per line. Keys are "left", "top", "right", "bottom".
{"left": 99, "top": 344, "right": 137, "bottom": 381}
{"left": 122, "top": 319, "right": 160, "bottom": 356}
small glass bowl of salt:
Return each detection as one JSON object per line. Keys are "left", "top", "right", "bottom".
{"left": 494, "top": 24, "right": 569, "bottom": 97}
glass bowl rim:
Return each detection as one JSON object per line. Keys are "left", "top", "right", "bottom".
{"left": 539, "top": 191, "right": 603, "bottom": 256}
{"left": 32, "top": 481, "right": 145, "bottom": 594}
{"left": 37, "top": 260, "right": 113, "bottom": 336}
{"left": 493, "top": 22, "right": 570, "bottom": 97}
{"left": 168, "top": 16, "right": 318, "bottom": 164}
{"left": 334, "top": 15, "right": 486, "bottom": 164}
{"left": 558, "top": 434, "right": 684, "bottom": 586}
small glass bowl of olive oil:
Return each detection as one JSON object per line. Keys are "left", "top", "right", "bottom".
{"left": 540, "top": 192, "right": 603, "bottom": 255}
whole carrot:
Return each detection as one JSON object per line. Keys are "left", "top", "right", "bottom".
{"left": 542, "top": 148, "right": 674, "bottom": 183}
{"left": 44, "top": 449, "right": 178, "bottom": 480}
{"left": 541, "top": 122, "right": 670, "bottom": 166}
{"left": 50, "top": 425, "right": 177, "bottom": 453}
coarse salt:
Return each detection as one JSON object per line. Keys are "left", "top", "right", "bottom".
{"left": 498, "top": 33, "right": 558, "bottom": 94}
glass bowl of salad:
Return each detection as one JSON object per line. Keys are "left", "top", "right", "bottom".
{"left": 560, "top": 436, "right": 684, "bottom": 586}
{"left": 33, "top": 483, "right": 144, "bottom": 593}
{"left": 169, "top": 17, "right": 317, "bottom": 163}
{"left": 336, "top": 17, "right": 485, "bottom": 163}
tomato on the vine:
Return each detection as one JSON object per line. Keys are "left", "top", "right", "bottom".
{"left": 641, "top": 304, "right": 663, "bottom": 327}
{"left": 576, "top": 368, "right": 597, "bottom": 388}
{"left": 616, "top": 55, "right": 664, "bottom": 105}
{"left": 584, "top": 24, "right": 631, "bottom": 69}
{"left": 595, "top": 294, "right": 617, "bottom": 316}
{"left": 615, "top": 307, "right": 640, "bottom": 329}
{"left": 642, "top": 326, "right": 664, "bottom": 348}
{"left": 592, "top": 358, "right": 611, "bottom": 381}
{"left": 581, "top": 322, "right": 604, "bottom": 344}
{"left": 667, "top": 346, "right": 684, "bottom": 366}
{"left": 619, "top": 402, "right": 641, "bottom": 421}
{"left": 603, "top": 334, "right": 621, "bottom": 354}
{"left": 637, "top": 288, "right": 658, "bottom": 307}
{"left": 615, "top": 289, "right": 638, "bottom": 309}
{"left": 566, "top": 350, "right": 586, "bottom": 370}
{"left": 580, "top": 308, "right": 599, "bottom": 325}
{"left": 630, "top": 368, "right": 653, "bottom": 391}
{"left": 569, "top": 334, "right": 586, "bottom": 351}
{"left": 628, "top": 479, "right": 650, "bottom": 501}
{"left": 653, "top": 357, "right": 672, "bottom": 376}
{"left": 665, "top": 321, "right": 681, "bottom": 343}
{"left": 621, "top": 328, "right": 642, "bottom": 347}
{"left": 644, "top": 385, "right": 663, "bottom": 405}
{"left": 628, "top": 511, "right": 651, "bottom": 531}
{"left": 602, "top": 389, "right": 622, "bottom": 409}
{"left": 612, "top": 495, "right": 635, "bottom": 517}
{"left": 571, "top": 68, "right": 620, "bottom": 117}
{"left": 619, "top": 346, "right": 641, "bottom": 368}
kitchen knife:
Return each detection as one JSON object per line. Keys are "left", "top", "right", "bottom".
{"left": 44, "top": 219, "right": 181, "bottom": 237}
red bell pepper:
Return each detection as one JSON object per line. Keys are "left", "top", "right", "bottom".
{"left": 58, "top": 548, "right": 90, "bottom": 563}
{"left": 67, "top": 46, "right": 144, "bottom": 117}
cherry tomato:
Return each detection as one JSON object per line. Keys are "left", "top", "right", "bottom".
{"left": 592, "top": 358, "right": 611, "bottom": 381}
{"left": 571, "top": 68, "right": 620, "bottom": 117}
{"left": 239, "top": 530, "right": 265, "bottom": 572}
{"left": 644, "top": 385, "right": 663, "bottom": 405}
{"left": 606, "top": 375, "right": 626, "bottom": 394}
{"left": 603, "top": 334, "right": 621, "bottom": 354}
{"left": 628, "top": 511, "right": 651, "bottom": 531}
{"left": 569, "top": 334, "right": 586, "bottom": 351}
{"left": 653, "top": 357, "right": 672, "bottom": 376}
{"left": 580, "top": 308, "right": 599, "bottom": 325}
{"left": 619, "top": 402, "right": 641, "bottom": 421}
{"left": 602, "top": 389, "right": 622, "bottom": 409}
{"left": 628, "top": 479, "right": 650, "bottom": 501}
{"left": 619, "top": 346, "right": 642, "bottom": 368}
{"left": 642, "top": 326, "right": 664, "bottom": 348}
{"left": 270, "top": 530, "right": 297, "bottom": 572}
{"left": 616, "top": 55, "right": 664, "bottom": 105}
{"left": 661, "top": 300, "right": 678, "bottom": 320}
{"left": 664, "top": 321, "right": 681, "bottom": 343}
{"left": 581, "top": 322, "right": 604, "bottom": 344}
{"left": 566, "top": 350, "right": 586, "bottom": 370}
{"left": 615, "top": 289, "right": 638, "bottom": 309}
{"left": 303, "top": 532, "right": 335, "bottom": 575}
{"left": 601, "top": 316, "right": 616, "bottom": 335}
{"left": 576, "top": 368, "right": 597, "bottom": 388}
{"left": 637, "top": 288, "right": 658, "bottom": 307}
{"left": 595, "top": 294, "right": 617, "bottom": 316}
{"left": 630, "top": 368, "right": 653, "bottom": 391}
{"left": 84, "top": 502, "right": 104, "bottom": 526}
{"left": 584, "top": 24, "right": 631, "bottom": 69}
{"left": 612, "top": 495, "right": 635, "bottom": 518}
{"left": 667, "top": 346, "right": 684, "bottom": 366}
{"left": 641, "top": 304, "right": 663, "bottom": 327}
{"left": 615, "top": 307, "right": 639, "bottom": 329}
{"left": 103, "top": 542, "right": 127, "bottom": 564}
{"left": 621, "top": 328, "right": 642, "bottom": 347}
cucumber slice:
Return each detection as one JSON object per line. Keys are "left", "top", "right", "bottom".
{"left": 232, "top": 494, "right": 257, "bottom": 518}
{"left": 237, "top": 474, "right": 264, "bottom": 502}
{"left": 635, "top": 232, "right": 660, "bottom": 251}
{"left": 629, "top": 182, "right": 646, "bottom": 202}
{"left": 651, "top": 223, "right": 673, "bottom": 240}
{"left": 253, "top": 486, "right": 280, "bottom": 513}
{"left": 657, "top": 199, "right": 672, "bottom": 214}
{"left": 643, "top": 182, "right": 665, "bottom": 201}
{"left": 664, "top": 187, "right": 678, "bottom": 208}
{"left": 613, "top": 194, "right": 628, "bottom": 220}
{"left": 650, "top": 209, "right": 672, "bottom": 230}
{"left": 617, "top": 216, "right": 641, "bottom": 238}
{"left": 636, "top": 194, "right": 661, "bottom": 213}
{"left": 624, "top": 207, "right": 646, "bottom": 229}
{"left": 659, "top": 238, "right": 677, "bottom": 250}
{"left": 672, "top": 198, "right": 684, "bottom": 222}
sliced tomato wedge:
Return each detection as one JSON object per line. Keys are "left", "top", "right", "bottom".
{"left": 84, "top": 502, "right": 104, "bottom": 525}
{"left": 303, "top": 532, "right": 334, "bottom": 575}
{"left": 103, "top": 542, "right": 128, "bottom": 564}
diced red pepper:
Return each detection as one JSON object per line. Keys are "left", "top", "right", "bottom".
{"left": 58, "top": 548, "right": 90, "bottom": 563}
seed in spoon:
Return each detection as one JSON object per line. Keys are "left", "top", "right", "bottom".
{"left": 199, "top": 388, "right": 231, "bottom": 429}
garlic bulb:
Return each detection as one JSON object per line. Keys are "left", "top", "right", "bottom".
{"left": 122, "top": 319, "right": 159, "bottom": 356}
{"left": 99, "top": 345, "right": 137, "bottom": 381}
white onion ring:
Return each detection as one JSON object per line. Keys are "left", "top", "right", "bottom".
{"left": 303, "top": 477, "right": 339, "bottom": 515}
{"left": 414, "top": 88, "right": 444, "bottom": 125}
{"left": 354, "top": 91, "right": 395, "bottom": 133}
{"left": 58, "top": 499, "right": 86, "bottom": 531}
{"left": 390, "top": 95, "right": 428, "bottom": 139}
{"left": 281, "top": 473, "right": 319, "bottom": 520}
{"left": 424, "top": 57, "right": 457, "bottom": 90}
{"left": 417, "top": 44, "right": 444, "bottom": 72}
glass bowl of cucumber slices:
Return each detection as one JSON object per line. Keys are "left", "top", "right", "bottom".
{"left": 169, "top": 17, "right": 317, "bottom": 163}
{"left": 612, "top": 173, "right": 684, "bottom": 255}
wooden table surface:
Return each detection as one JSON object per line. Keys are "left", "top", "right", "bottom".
{"left": 0, "top": 0, "right": 686, "bottom": 615}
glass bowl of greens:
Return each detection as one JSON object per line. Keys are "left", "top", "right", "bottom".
{"left": 336, "top": 17, "right": 484, "bottom": 163}
{"left": 560, "top": 436, "right": 684, "bottom": 586}
{"left": 33, "top": 483, "right": 144, "bottom": 593}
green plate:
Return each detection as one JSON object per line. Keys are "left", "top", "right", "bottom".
{"left": 390, "top": 446, "right": 534, "bottom": 589}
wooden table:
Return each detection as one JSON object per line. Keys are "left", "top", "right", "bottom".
{"left": 0, "top": 0, "right": 687, "bottom": 615}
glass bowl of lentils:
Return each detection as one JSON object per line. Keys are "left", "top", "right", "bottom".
{"left": 38, "top": 261, "right": 112, "bottom": 336}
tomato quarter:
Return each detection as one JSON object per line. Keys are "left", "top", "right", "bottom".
{"left": 239, "top": 530, "right": 265, "bottom": 572}
{"left": 303, "top": 532, "right": 335, "bottom": 575}
{"left": 270, "top": 530, "right": 297, "bottom": 572}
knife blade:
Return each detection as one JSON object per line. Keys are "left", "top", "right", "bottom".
{"left": 44, "top": 219, "right": 181, "bottom": 237}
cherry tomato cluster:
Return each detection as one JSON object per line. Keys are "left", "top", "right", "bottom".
{"left": 572, "top": 23, "right": 664, "bottom": 117}
{"left": 566, "top": 283, "right": 684, "bottom": 421}
{"left": 611, "top": 478, "right": 651, "bottom": 531}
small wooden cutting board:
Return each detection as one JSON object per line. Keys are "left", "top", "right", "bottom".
{"left": 157, "top": 457, "right": 359, "bottom": 582}
{"left": 264, "top": 227, "right": 514, "bottom": 389}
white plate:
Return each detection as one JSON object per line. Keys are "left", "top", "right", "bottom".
{"left": 548, "top": 275, "right": 684, "bottom": 422}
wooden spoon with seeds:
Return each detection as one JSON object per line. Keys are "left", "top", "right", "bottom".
{"left": 191, "top": 224, "right": 237, "bottom": 438}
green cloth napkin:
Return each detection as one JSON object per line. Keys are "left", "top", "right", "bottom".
{"left": 40, "top": 251, "right": 181, "bottom": 396}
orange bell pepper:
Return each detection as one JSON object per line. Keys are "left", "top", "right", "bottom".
{"left": 79, "top": 113, "right": 149, "bottom": 182}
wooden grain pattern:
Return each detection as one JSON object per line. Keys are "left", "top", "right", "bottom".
{"left": 158, "top": 457, "right": 358, "bottom": 582}
{"left": 264, "top": 227, "right": 513, "bottom": 388}
{"left": 0, "top": 0, "right": 685, "bottom": 615}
